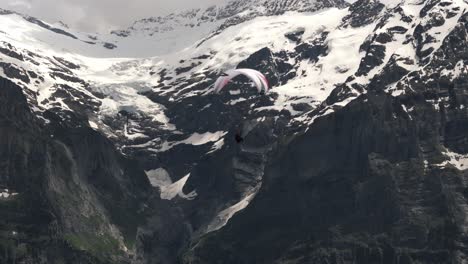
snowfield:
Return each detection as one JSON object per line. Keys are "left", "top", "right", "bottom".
{"left": 0, "top": 7, "right": 371, "bottom": 117}
{"left": 0, "top": 6, "right": 374, "bottom": 161}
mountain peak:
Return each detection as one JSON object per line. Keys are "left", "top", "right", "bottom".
{"left": 111, "top": 0, "right": 349, "bottom": 37}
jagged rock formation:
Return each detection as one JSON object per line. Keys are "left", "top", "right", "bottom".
{"left": 184, "top": 91, "right": 468, "bottom": 263}
{"left": 1, "top": 0, "right": 468, "bottom": 263}
{"left": 0, "top": 77, "right": 176, "bottom": 263}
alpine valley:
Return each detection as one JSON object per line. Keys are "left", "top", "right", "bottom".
{"left": 1, "top": 0, "right": 468, "bottom": 263}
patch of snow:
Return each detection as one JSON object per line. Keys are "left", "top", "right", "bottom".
{"left": 401, "top": 104, "right": 413, "bottom": 120}
{"left": 146, "top": 170, "right": 197, "bottom": 200}
{"left": 334, "top": 96, "right": 357, "bottom": 107}
{"left": 160, "top": 173, "right": 197, "bottom": 200}
{"left": 229, "top": 97, "right": 247, "bottom": 105}
{"left": 123, "top": 124, "right": 149, "bottom": 140}
{"left": 88, "top": 120, "right": 99, "bottom": 129}
{"left": 229, "top": 89, "right": 241, "bottom": 95}
{"left": 206, "top": 191, "right": 256, "bottom": 233}
{"left": 146, "top": 168, "right": 172, "bottom": 188}
{"left": 0, "top": 189, "right": 19, "bottom": 199}
{"left": 159, "top": 131, "right": 227, "bottom": 151}
{"left": 183, "top": 131, "right": 227, "bottom": 145}
{"left": 208, "top": 138, "right": 225, "bottom": 154}
{"left": 436, "top": 150, "right": 468, "bottom": 170}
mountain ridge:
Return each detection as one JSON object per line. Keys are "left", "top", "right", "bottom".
{"left": 1, "top": 0, "right": 468, "bottom": 262}
{"left": 110, "top": 0, "right": 349, "bottom": 38}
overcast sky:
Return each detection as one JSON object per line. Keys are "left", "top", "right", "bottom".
{"left": 2, "top": 0, "right": 228, "bottom": 33}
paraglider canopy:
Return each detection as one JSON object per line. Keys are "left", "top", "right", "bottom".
{"left": 213, "top": 69, "right": 269, "bottom": 93}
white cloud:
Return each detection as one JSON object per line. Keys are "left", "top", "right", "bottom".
{"left": 2, "top": 0, "right": 229, "bottom": 33}
{"left": 6, "top": 0, "right": 31, "bottom": 9}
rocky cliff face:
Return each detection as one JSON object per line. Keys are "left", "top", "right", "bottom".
{"left": 0, "top": 77, "right": 177, "bottom": 263}
{"left": 1, "top": 0, "right": 468, "bottom": 263}
{"left": 180, "top": 0, "right": 468, "bottom": 262}
{"left": 184, "top": 91, "right": 468, "bottom": 263}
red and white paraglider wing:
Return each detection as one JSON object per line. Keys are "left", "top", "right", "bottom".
{"left": 213, "top": 75, "right": 230, "bottom": 93}
{"left": 239, "top": 69, "right": 269, "bottom": 92}
{"left": 213, "top": 69, "right": 269, "bottom": 93}
{"left": 232, "top": 69, "right": 263, "bottom": 92}
{"left": 259, "top": 72, "right": 269, "bottom": 92}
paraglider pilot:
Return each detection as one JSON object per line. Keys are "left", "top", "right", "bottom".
{"left": 235, "top": 131, "right": 244, "bottom": 143}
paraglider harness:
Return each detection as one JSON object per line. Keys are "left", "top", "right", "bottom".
{"left": 235, "top": 131, "right": 244, "bottom": 143}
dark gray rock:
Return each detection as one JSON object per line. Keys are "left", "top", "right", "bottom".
{"left": 356, "top": 44, "right": 386, "bottom": 76}
{"left": 24, "top": 15, "right": 78, "bottom": 39}
{"left": 0, "top": 42, "right": 24, "bottom": 61}
{"left": 285, "top": 28, "right": 305, "bottom": 43}
{"left": 369, "top": 55, "right": 410, "bottom": 90}
{"left": 342, "top": 0, "right": 385, "bottom": 28}
{"left": 0, "top": 77, "right": 171, "bottom": 264}
{"left": 183, "top": 91, "right": 468, "bottom": 264}
{"left": 0, "top": 62, "right": 30, "bottom": 83}
{"left": 294, "top": 32, "right": 329, "bottom": 63}
{"left": 237, "top": 47, "right": 282, "bottom": 86}
{"left": 103, "top": 42, "right": 118, "bottom": 49}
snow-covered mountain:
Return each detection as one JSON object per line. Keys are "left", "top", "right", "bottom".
{"left": 2, "top": 0, "right": 468, "bottom": 262}
{"left": 110, "top": 0, "right": 347, "bottom": 54}
{"left": 0, "top": 0, "right": 367, "bottom": 169}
